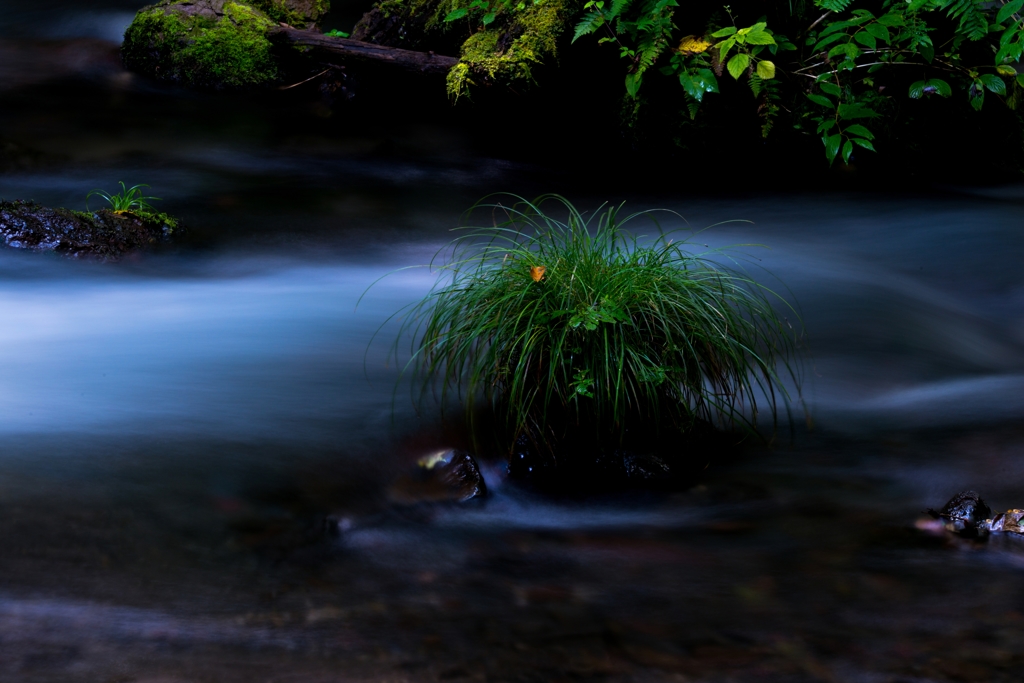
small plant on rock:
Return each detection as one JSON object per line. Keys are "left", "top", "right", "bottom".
{"left": 397, "top": 194, "right": 803, "bottom": 464}
{"left": 87, "top": 182, "right": 160, "bottom": 214}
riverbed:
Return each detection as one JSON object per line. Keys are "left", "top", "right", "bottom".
{"left": 2, "top": 4, "right": 1024, "bottom": 682}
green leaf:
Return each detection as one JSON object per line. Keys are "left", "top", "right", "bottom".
{"left": 806, "top": 93, "right": 834, "bottom": 108}
{"left": 828, "top": 43, "right": 862, "bottom": 60}
{"left": 825, "top": 133, "right": 842, "bottom": 163}
{"left": 710, "top": 26, "right": 737, "bottom": 38}
{"left": 1017, "top": 73, "right": 1024, "bottom": 87}
{"left": 817, "top": 119, "right": 837, "bottom": 133}
{"left": 996, "top": 41, "right": 1023, "bottom": 64}
{"left": 971, "top": 91, "right": 985, "bottom": 110}
{"left": 718, "top": 38, "right": 736, "bottom": 62}
{"left": 842, "top": 140, "right": 854, "bottom": 163}
{"left": 756, "top": 60, "right": 776, "bottom": 79}
{"left": 745, "top": 31, "right": 777, "bottom": 45}
{"left": 852, "top": 137, "right": 876, "bottom": 152}
{"left": 819, "top": 82, "right": 841, "bottom": 96}
{"left": 843, "top": 123, "right": 874, "bottom": 139}
{"left": 678, "top": 69, "right": 719, "bottom": 101}
{"left": 998, "top": 0, "right": 1024, "bottom": 25}
{"left": 837, "top": 103, "right": 878, "bottom": 119}
{"left": 864, "top": 23, "right": 890, "bottom": 41}
{"left": 819, "top": 20, "right": 855, "bottom": 38}
{"left": 853, "top": 32, "right": 877, "bottom": 49}
{"left": 908, "top": 80, "right": 927, "bottom": 98}
{"left": 444, "top": 7, "right": 468, "bottom": 21}
{"left": 481, "top": 11, "right": 496, "bottom": 25}
{"left": 727, "top": 53, "right": 750, "bottom": 80}
{"left": 926, "top": 78, "right": 952, "bottom": 96}
{"left": 997, "top": 64, "right": 1018, "bottom": 76}
{"left": 980, "top": 73, "right": 1007, "bottom": 94}
{"left": 625, "top": 72, "right": 642, "bottom": 97}
{"left": 813, "top": 32, "right": 851, "bottom": 52}
{"left": 876, "top": 13, "right": 904, "bottom": 27}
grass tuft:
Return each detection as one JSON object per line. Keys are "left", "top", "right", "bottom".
{"left": 396, "top": 194, "right": 803, "bottom": 457}
{"left": 87, "top": 182, "right": 160, "bottom": 214}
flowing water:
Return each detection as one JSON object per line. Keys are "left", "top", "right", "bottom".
{"left": 2, "top": 5, "right": 1024, "bottom": 682}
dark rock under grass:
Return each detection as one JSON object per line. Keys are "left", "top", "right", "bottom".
{"left": 505, "top": 419, "right": 732, "bottom": 494}
{"left": 0, "top": 200, "right": 181, "bottom": 260}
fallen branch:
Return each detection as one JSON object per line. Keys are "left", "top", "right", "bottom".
{"left": 268, "top": 27, "right": 459, "bottom": 75}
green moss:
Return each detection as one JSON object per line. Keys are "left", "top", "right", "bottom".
{"left": 135, "top": 209, "right": 180, "bottom": 233}
{"left": 122, "top": 1, "right": 279, "bottom": 88}
{"left": 65, "top": 208, "right": 180, "bottom": 233}
{"left": 249, "top": 0, "right": 329, "bottom": 29}
{"left": 446, "top": 1, "right": 570, "bottom": 99}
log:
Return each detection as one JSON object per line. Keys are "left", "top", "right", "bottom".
{"left": 268, "top": 26, "right": 459, "bottom": 75}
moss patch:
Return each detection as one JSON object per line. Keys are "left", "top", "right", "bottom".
{"left": 448, "top": 1, "right": 568, "bottom": 99}
{"left": 122, "top": 0, "right": 279, "bottom": 88}
{"left": 249, "top": 0, "right": 328, "bottom": 29}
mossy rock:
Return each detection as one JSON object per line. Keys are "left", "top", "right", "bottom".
{"left": 446, "top": 0, "right": 571, "bottom": 99}
{"left": 351, "top": 0, "right": 572, "bottom": 99}
{"left": 0, "top": 200, "right": 182, "bottom": 260}
{"left": 122, "top": 0, "right": 280, "bottom": 88}
{"left": 249, "top": 0, "right": 329, "bottom": 29}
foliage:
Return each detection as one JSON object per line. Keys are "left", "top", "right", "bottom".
{"left": 324, "top": 29, "right": 350, "bottom": 37}
{"left": 394, "top": 194, "right": 802, "bottom": 452}
{"left": 423, "top": 0, "right": 1024, "bottom": 165}
{"left": 562, "top": 0, "right": 1024, "bottom": 163}
{"left": 86, "top": 182, "right": 161, "bottom": 214}
{"left": 122, "top": 1, "right": 279, "bottom": 88}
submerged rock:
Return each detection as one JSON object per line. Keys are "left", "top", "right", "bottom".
{"left": 122, "top": 0, "right": 281, "bottom": 89}
{"left": 388, "top": 449, "right": 487, "bottom": 506}
{"left": 506, "top": 420, "right": 721, "bottom": 493}
{"left": 0, "top": 200, "right": 181, "bottom": 260}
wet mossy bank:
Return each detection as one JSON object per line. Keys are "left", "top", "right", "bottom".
{"left": 0, "top": 200, "right": 182, "bottom": 260}
{"left": 120, "top": 0, "right": 572, "bottom": 97}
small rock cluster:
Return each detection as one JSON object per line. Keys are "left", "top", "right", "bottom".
{"left": 926, "top": 490, "right": 1024, "bottom": 538}
{"left": 0, "top": 200, "right": 180, "bottom": 260}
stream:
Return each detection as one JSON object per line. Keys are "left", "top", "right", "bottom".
{"left": 2, "top": 4, "right": 1024, "bottom": 682}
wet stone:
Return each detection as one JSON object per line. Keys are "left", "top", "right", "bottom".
{"left": 388, "top": 449, "right": 487, "bottom": 506}
{"left": 938, "top": 490, "right": 992, "bottom": 524}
